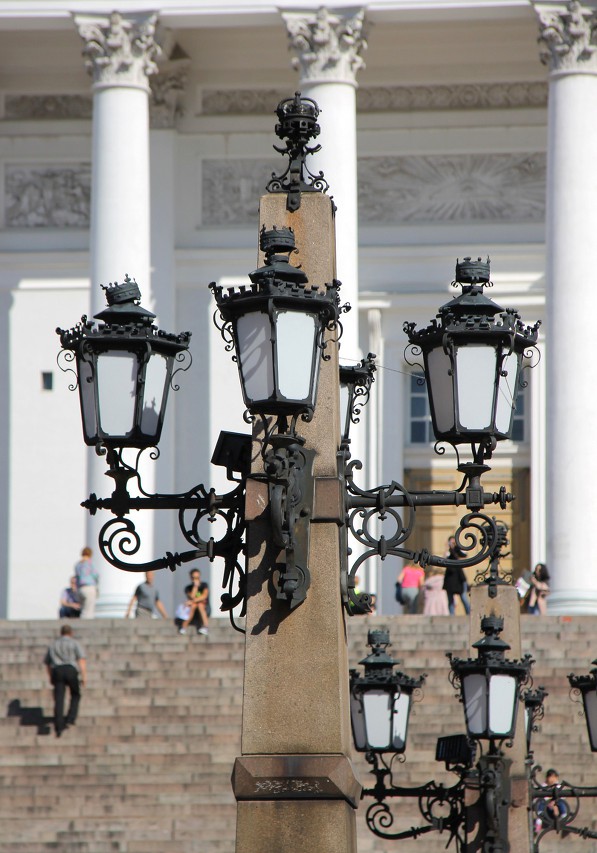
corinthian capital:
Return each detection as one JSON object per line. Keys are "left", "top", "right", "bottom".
{"left": 73, "top": 11, "right": 160, "bottom": 90}
{"left": 282, "top": 7, "right": 367, "bottom": 86}
{"left": 534, "top": 1, "right": 597, "bottom": 73}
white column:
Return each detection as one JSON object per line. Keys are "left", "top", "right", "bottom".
{"left": 534, "top": 2, "right": 597, "bottom": 612}
{"left": 74, "top": 12, "right": 160, "bottom": 616}
{"left": 283, "top": 7, "right": 366, "bottom": 364}
{"left": 530, "top": 338, "right": 546, "bottom": 569}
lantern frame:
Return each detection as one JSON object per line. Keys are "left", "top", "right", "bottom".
{"left": 339, "top": 353, "right": 376, "bottom": 448}
{"left": 56, "top": 276, "right": 191, "bottom": 450}
{"left": 404, "top": 257, "right": 540, "bottom": 447}
{"left": 349, "top": 629, "right": 425, "bottom": 754}
{"left": 569, "top": 661, "right": 597, "bottom": 752}
{"left": 448, "top": 614, "right": 533, "bottom": 742}
{"left": 210, "top": 226, "right": 340, "bottom": 422}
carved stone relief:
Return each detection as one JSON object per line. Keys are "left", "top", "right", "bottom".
{"left": 74, "top": 11, "right": 160, "bottom": 89}
{"left": 5, "top": 164, "right": 91, "bottom": 227}
{"left": 200, "top": 81, "right": 547, "bottom": 115}
{"left": 201, "top": 159, "right": 278, "bottom": 226}
{"left": 283, "top": 7, "right": 367, "bottom": 84}
{"left": 357, "top": 153, "right": 546, "bottom": 223}
{"left": 201, "top": 153, "right": 546, "bottom": 227}
{"left": 5, "top": 95, "right": 92, "bottom": 121}
{"left": 535, "top": 0, "right": 597, "bottom": 72}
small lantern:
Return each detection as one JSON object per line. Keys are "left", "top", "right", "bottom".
{"left": 448, "top": 614, "right": 532, "bottom": 741}
{"left": 56, "top": 276, "right": 190, "bottom": 449}
{"left": 569, "top": 661, "right": 597, "bottom": 751}
{"left": 339, "top": 353, "right": 376, "bottom": 448}
{"left": 210, "top": 226, "right": 340, "bottom": 420}
{"left": 404, "top": 257, "right": 539, "bottom": 446}
{"left": 350, "top": 629, "right": 425, "bottom": 754}
{"left": 522, "top": 686, "right": 548, "bottom": 755}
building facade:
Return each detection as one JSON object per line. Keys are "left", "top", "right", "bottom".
{"left": 0, "top": 0, "right": 592, "bottom": 619}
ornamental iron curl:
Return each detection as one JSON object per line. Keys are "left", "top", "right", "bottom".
{"left": 362, "top": 751, "right": 466, "bottom": 848}
{"left": 344, "top": 449, "right": 505, "bottom": 614}
{"left": 531, "top": 764, "right": 597, "bottom": 850}
{"left": 81, "top": 435, "right": 250, "bottom": 633}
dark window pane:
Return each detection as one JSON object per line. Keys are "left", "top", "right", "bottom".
{"left": 511, "top": 420, "right": 524, "bottom": 442}
{"left": 412, "top": 397, "right": 427, "bottom": 417}
{"left": 411, "top": 422, "right": 427, "bottom": 443}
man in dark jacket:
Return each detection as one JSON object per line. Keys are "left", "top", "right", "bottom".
{"left": 44, "top": 624, "right": 87, "bottom": 737}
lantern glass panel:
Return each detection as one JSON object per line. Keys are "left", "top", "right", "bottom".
{"left": 78, "top": 357, "right": 97, "bottom": 441}
{"left": 495, "top": 351, "right": 520, "bottom": 436}
{"left": 140, "top": 353, "right": 168, "bottom": 438}
{"left": 489, "top": 674, "right": 517, "bottom": 736}
{"left": 96, "top": 352, "right": 138, "bottom": 437}
{"left": 350, "top": 690, "right": 367, "bottom": 750}
{"left": 363, "top": 688, "right": 393, "bottom": 750}
{"left": 456, "top": 345, "right": 498, "bottom": 430}
{"left": 392, "top": 690, "right": 411, "bottom": 751}
{"left": 427, "top": 347, "right": 454, "bottom": 433}
{"left": 583, "top": 688, "right": 597, "bottom": 751}
{"left": 462, "top": 672, "right": 487, "bottom": 735}
{"left": 236, "top": 312, "right": 275, "bottom": 403}
{"left": 276, "top": 310, "right": 317, "bottom": 401}
{"left": 340, "top": 381, "right": 350, "bottom": 440}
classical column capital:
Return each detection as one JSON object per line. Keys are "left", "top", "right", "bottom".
{"left": 150, "top": 49, "right": 190, "bottom": 129}
{"left": 534, "top": 1, "right": 597, "bottom": 74}
{"left": 73, "top": 11, "right": 160, "bottom": 91}
{"left": 282, "top": 7, "right": 367, "bottom": 86}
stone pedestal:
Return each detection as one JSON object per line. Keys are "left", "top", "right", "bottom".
{"left": 232, "top": 192, "right": 359, "bottom": 852}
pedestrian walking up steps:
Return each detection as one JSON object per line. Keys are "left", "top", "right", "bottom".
{"left": 0, "top": 616, "right": 596, "bottom": 853}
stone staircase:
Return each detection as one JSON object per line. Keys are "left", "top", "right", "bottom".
{"left": 1, "top": 616, "right": 596, "bottom": 852}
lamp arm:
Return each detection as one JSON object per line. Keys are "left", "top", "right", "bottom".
{"left": 361, "top": 755, "right": 465, "bottom": 847}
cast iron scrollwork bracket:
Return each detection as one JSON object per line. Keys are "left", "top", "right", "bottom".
{"left": 258, "top": 417, "right": 316, "bottom": 609}
{"left": 82, "top": 441, "right": 249, "bottom": 632}
{"left": 531, "top": 765, "right": 597, "bottom": 850}
{"left": 342, "top": 449, "right": 513, "bottom": 615}
{"left": 362, "top": 751, "right": 466, "bottom": 848}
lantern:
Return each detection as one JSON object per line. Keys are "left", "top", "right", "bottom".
{"left": 404, "top": 257, "right": 539, "bottom": 446}
{"left": 350, "top": 629, "right": 425, "bottom": 754}
{"left": 448, "top": 614, "right": 532, "bottom": 741}
{"left": 57, "top": 276, "right": 190, "bottom": 449}
{"left": 210, "top": 226, "right": 339, "bottom": 420}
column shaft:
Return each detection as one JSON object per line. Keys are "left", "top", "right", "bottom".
{"left": 74, "top": 12, "right": 159, "bottom": 615}
{"left": 534, "top": 2, "right": 597, "bottom": 612}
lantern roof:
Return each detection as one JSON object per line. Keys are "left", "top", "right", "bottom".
{"left": 210, "top": 226, "right": 340, "bottom": 324}
{"left": 56, "top": 276, "right": 191, "bottom": 353}
{"left": 404, "top": 256, "right": 540, "bottom": 350}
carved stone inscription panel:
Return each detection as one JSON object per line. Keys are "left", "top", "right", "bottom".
{"left": 5, "top": 164, "right": 91, "bottom": 228}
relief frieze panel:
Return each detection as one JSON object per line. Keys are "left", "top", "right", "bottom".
{"left": 5, "top": 164, "right": 91, "bottom": 228}
{"left": 357, "top": 153, "right": 546, "bottom": 223}
{"left": 5, "top": 95, "right": 92, "bottom": 121}
{"left": 201, "top": 153, "right": 546, "bottom": 227}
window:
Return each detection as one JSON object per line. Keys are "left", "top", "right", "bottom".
{"left": 408, "top": 373, "right": 527, "bottom": 444}
{"left": 42, "top": 371, "right": 53, "bottom": 391}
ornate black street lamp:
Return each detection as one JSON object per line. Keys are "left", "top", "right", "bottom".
{"left": 56, "top": 276, "right": 191, "bottom": 450}
{"left": 349, "top": 629, "right": 425, "bottom": 754}
{"left": 569, "top": 661, "right": 597, "bottom": 752}
{"left": 448, "top": 614, "right": 533, "bottom": 742}
{"left": 56, "top": 92, "right": 540, "bottom": 623}
{"left": 404, "top": 257, "right": 540, "bottom": 457}
{"left": 210, "top": 225, "right": 341, "bottom": 425}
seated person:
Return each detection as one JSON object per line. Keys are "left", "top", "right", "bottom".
{"left": 59, "top": 576, "right": 81, "bottom": 618}
{"left": 178, "top": 568, "right": 210, "bottom": 636}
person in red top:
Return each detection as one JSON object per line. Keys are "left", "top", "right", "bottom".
{"left": 397, "top": 564, "right": 424, "bottom": 613}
